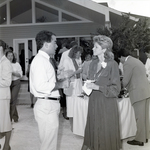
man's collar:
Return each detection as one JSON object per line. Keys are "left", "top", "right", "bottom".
{"left": 39, "top": 50, "right": 50, "bottom": 59}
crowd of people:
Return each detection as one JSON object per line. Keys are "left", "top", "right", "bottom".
{"left": 0, "top": 30, "right": 150, "bottom": 150}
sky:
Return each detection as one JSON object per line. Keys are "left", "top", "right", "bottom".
{"left": 92, "top": 0, "right": 150, "bottom": 17}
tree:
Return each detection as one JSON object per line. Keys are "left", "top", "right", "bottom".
{"left": 96, "top": 14, "right": 150, "bottom": 62}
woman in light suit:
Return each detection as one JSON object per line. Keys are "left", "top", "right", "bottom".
{"left": 62, "top": 45, "right": 83, "bottom": 117}
{"left": 0, "top": 40, "right": 12, "bottom": 150}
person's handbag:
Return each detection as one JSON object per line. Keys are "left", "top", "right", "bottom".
{"left": 64, "top": 82, "right": 74, "bottom": 96}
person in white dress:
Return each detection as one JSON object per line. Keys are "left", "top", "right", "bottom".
{"left": 61, "top": 45, "right": 83, "bottom": 118}
{"left": 0, "top": 40, "right": 12, "bottom": 150}
{"left": 58, "top": 41, "right": 78, "bottom": 70}
{"left": 57, "top": 40, "right": 78, "bottom": 120}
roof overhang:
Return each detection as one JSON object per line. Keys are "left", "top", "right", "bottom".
{"left": 68, "top": 0, "right": 139, "bottom": 22}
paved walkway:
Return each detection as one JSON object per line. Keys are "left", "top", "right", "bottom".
{"left": 0, "top": 105, "right": 150, "bottom": 150}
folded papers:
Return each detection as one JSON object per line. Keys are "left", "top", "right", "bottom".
{"left": 82, "top": 80, "right": 95, "bottom": 96}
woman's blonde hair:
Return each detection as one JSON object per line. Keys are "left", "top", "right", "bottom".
{"left": 93, "top": 35, "right": 113, "bottom": 51}
{"left": 104, "top": 50, "right": 114, "bottom": 60}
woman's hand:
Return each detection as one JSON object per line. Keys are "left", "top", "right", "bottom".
{"left": 74, "top": 67, "right": 83, "bottom": 74}
{"left": 61, "top": 78, "right": 70, "bottom": 88}
{"left": 57, "top": 70, "right": 74, "bottom": 80}
{"left": 86, "top": 83, "right": 99, "bottom": 90}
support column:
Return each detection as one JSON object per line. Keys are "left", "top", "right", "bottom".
{"left": 105, "top": 21, "right": 111, "bottom": 29}
{"left": 32, "top": 0, "right": 36, "bottom": 24}
{"left": 6, "top": 0, "right": 10, "bottom": 24}
{"left": 105, "top": 10, "right": 111, "bottom": 30}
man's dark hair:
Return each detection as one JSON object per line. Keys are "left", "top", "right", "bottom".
{"left": 0, "top": 40, "right": 8, "bottom": 52}
{"left": 144, "top": 45, "right": 150, "bottom": 53}
{"left": 35, "top": 30, "right": 56, "bottom": 51}
{"left": 118, "top": 48, "right": 130, "bottom": 58}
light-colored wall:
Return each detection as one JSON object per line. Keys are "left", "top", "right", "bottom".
{"left": 0, "top": 22, "right": 102, "bottom": 47}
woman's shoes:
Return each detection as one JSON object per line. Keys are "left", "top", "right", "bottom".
{"left": 31, "top": 103, "right": 34, "bottom": 108}
{"left": 81, "top": 145, "right": 88, "bottom": 150}
{"left": 14, "top": 119, "right": 18, "bottom": 123}
{"left": 62, "top": 113, "right": 69, "bottom": 120}
{"left": 1, "top": 146, "right": 11, "bottom": 150}
{"left": 8, "top": 146, "right": 11, "bottom": 150}
{"left": 62, "top": 107, "right": 69, "bottom": 120}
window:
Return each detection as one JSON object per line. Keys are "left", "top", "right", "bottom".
{"left": 62, "top": 12, "right": 81, "bottom": 22}
{"left": 0, "top": 0, "right": 6, "bottom": 4}
{"left": 10, "top": 0, "right": 32, "bottom": 24}
{"left": 35, "top": 2, "right": 58, "bottom": 23}
{"left": 0, "top": 4, "right": 6, "bottom": 24}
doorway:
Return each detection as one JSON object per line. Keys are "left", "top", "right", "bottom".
{"left": 13, "top": 38, "right": 37, "bottom": 80}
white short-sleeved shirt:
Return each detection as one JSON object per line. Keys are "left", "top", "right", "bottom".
{"left": 30, "top": 50, "right": 60, "bottom": 98}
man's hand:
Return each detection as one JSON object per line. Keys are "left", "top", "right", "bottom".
{"left": 57, "top": 70, "right": 74, "bottom": 80}
{"left": 53, "top": 78, "right": 70, "bottom": 91}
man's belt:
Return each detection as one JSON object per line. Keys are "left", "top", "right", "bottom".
{"left": 37, "top": 97, "right": 60, "bottom": 100}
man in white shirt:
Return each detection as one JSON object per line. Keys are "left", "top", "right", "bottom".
{"left": 30, "top": 30, "right": 69, "bottom": 150}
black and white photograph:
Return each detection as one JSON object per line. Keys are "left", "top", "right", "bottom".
{"left": 0, "top": 0, "right": 150, "bottom": 150}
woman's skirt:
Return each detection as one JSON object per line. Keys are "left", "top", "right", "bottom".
{"left": 0, "top": 100, "right": 12, "bottom": 132}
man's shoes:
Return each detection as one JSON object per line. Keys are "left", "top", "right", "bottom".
{"left": 127, "top": 140, "right": 144, "bottom": 146}
{"left": 146, "top": 139, "right": 148, "bottom": 143}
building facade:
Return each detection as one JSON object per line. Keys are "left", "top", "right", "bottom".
{"left": 0, "top": 0, "right": 138, "bottom": 77}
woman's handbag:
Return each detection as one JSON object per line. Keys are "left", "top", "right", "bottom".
{"left": 64, "top": 82, "right": 74, "bottom": 96}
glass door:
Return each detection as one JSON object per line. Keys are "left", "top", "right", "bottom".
{"left": 13, "top": 38, "right": 37, "bottom": 80}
